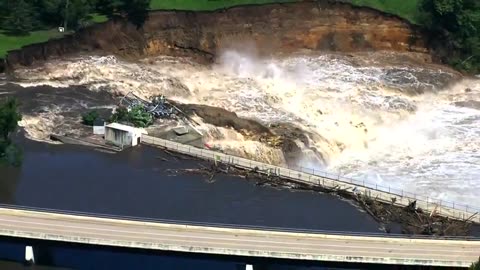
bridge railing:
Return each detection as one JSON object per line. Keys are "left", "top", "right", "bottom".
{"left": 288, "top": 164, "right": 478, "bottom": 214}
{"left": 141, "top": 135, "right": 480, "bottom": 223}
{"left": 0, "top": 203, "right": 477, "bottom": 241}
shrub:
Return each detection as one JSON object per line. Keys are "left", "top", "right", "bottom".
{"left": 109, "top": 106, "right": 153, "bottom": 128}
{"left": 82, "top": 110, "right": 99, "bottom": 126}
{"left": 470, "top": 257, "right": 480, "bottom": 270}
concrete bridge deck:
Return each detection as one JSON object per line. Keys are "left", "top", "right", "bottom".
{"left": 0, "top": 207, "right": 478, "bottom": 267}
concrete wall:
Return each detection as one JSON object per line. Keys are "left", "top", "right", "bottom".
{"left": 105, "top": 127, "right": 132, "bottom": 147}
{"left": 93, "top": 126, "right": 105, "bottom": 135}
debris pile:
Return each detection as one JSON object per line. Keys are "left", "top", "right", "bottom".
{"left": 163, "top": 155, "right": 476, "bottom": 237}
{"left": 119, "top": 92, "right": 176, "bottom": 119}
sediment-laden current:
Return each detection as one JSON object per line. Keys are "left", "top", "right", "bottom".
{"left": 10, "top": 50, "right": 480, "bottom": 207}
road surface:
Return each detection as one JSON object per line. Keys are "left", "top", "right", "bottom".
{"left": 0, "top": 207, "right": 478, "bottom": 267}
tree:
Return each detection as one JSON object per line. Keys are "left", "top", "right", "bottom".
{"left": 0, "top": 98, "right": 23, "bottom": 167}
{"left": 109, "top": 106, "right": 153, "bottom": 128}
{"left": 0, "top": 98, "right": 22, "bottom": 143}
{"left": 1, "top": 0, "right": 37, "bottom": 35}
{"left": 82, "top": 110, "right": 99, "bottom": 126}
{"left": 470, "top": 257, "right": 480, "bottom": 270}
{"left": 420, "top": 0, "right": 480, "bottom": 72}
{"left": 37, "top": 0, "right": 95, "bottom": 30}
{"left": 120, "top": 0, "right": 149, "bottom": 28}
{"left": 95, "top": 0, "right": 149, "bottom": 28}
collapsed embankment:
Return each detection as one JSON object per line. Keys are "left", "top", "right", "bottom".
{"left": 2, "top": 1, "right": 430, "bottom": 71}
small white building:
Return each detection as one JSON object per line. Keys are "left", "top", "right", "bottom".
{"left": 104, "top": 123, "right": 147, "bottom": 148}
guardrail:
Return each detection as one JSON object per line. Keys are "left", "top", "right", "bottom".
{"left": 0, "top": 204, "right": 477, "bottom": 240}
{"left": 141, "top": 135, "right": 480, "bottom": 223}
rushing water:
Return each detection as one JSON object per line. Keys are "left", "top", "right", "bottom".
{"left": 10, "top": 51, "right": 480, "bottom": 208}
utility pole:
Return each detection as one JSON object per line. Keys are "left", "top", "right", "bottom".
{"left": 64, "top": 0, "right": 70, "bottom": 32}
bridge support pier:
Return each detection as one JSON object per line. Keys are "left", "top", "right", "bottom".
{"left": 25, "top": 245, "right": 35, "bottom": 264}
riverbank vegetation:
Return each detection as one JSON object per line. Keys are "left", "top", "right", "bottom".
{"left": 420, "top": 0, "right": 480, "bottom": 73}
{"left": 0, "top": 98, "right": 23, "bottom": 166}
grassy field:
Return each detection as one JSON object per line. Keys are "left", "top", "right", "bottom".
{"left": 0, "top": 30, "right": 67, "bottom": 57}
{"left": 150, "top": 0, "right": 297, "bottom": 10}
{"left": 0, "top": 14, "right": 108, "bottom": 58}
{"left": 150, "top": 0, "right": 420, "bottom": 23}
{"left": 351, "top": 0, "right": 421, "bottom": 24}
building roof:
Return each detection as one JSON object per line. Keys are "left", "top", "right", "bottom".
{"left": 173, "top": 126, "right": 189, "bottom": 136}
{"left": 105, "top": 123, "right": 148, "bottom": 134}
{"left": 93, "top": 118, "right": 105, "bottom": 126}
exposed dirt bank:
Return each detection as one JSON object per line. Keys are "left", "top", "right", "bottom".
{"left": 3, "top": 1, "right": 429, "bottom": 71}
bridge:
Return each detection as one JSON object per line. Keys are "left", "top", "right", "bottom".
{"left": 0, "top": 206, "right": 478, "bottom": 268}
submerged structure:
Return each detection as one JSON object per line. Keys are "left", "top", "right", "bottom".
{"left": 119, "top": 92, "right": 176, "bottom": 119}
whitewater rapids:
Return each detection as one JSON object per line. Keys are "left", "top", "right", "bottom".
{"left": 12, "top": 51, "right": 480, "bottom": 207}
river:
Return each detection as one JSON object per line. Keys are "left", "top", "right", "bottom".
{"left": 0, "top": 134, "right": 383, "bottom": 269}
{"left": 11, "top": 51, "right": 480, "bottom": 207}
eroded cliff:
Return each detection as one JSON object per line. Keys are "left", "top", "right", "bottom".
{"left": 4, "top": 1, "right": 429, "bottom": 70}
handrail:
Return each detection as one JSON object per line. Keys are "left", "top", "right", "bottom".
{"left": 141, "top": 135, "right": 480, "bottom": 223}
{"left": 0, "top": 204, "right": 478, "bottom": 240}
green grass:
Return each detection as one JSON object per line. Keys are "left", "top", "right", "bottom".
{"left": 90, "top": 13, "right": 108, "bottom": 23}
{"left": 350, "top": 0, "right": 421, "bottom": 24}
{"left": 149, "top": 0, "right": 297, "bottom": 11}
{"left": 149, "top": 0, "right": 421, "bottom": 23}
{"left": 0, "top": 29, "right": 66, "bottom": 57}
{"left": 0, "top": 14, "right": 107, "bottom": 58}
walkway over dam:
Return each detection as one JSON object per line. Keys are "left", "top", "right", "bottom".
{"left": 141, "top": 135, "right": 480, "bottom": 224}
{"left": 0, "top": 207, "right": 478, "bottom": 267}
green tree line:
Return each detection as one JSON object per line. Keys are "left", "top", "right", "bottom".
{"left": 0, "top": 0, "right": 149, "bottom": 35}
{"left": 420, "top": 0, "right": 480, "bottom": 72}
